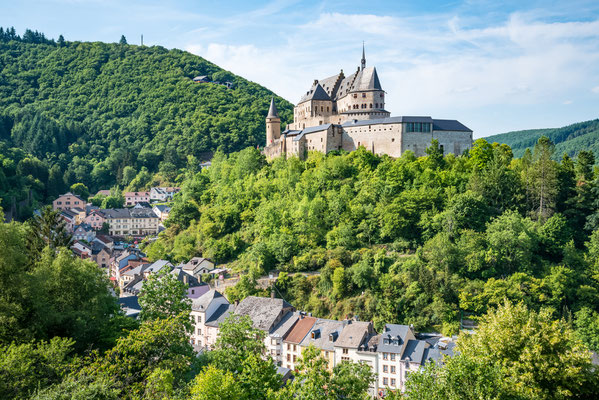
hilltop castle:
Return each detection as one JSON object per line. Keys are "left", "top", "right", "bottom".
{"left": 263, "top": 46, "right": 473, "bottom": 159}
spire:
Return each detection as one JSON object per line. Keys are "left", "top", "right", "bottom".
{"left": 267, "top": 97, "right": 279, "bottom": 119}
{"left": 361, "top": 41, "right": 366, "bottom": 70}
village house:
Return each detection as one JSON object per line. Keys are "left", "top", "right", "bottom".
{"left": 150, "top": 187, "right": 180, "bottom": 202}
{"left": 52, "top": 192, "right": 85, "bottom": 211}
{"left": 300, "top": 318, "right": 347, "bottom": 370}
{"left": 182, "top": 257, "right": 216, "bottom": 279}
{"left": 152, "top": 204, "right": 171, "bottom": 222}
{"left": 85, "top": 209, "right": 106, "bottom": 230}
{"left": 268, "top": 312, "right": 301, "bottom": 365}
{"left": 92, "top": 246, "right": 111, "bottom": 268}
{"left": 102, "top": 205, "right": 160, "bottom": 236}
{"left": 73, "top": 223, "right": 95, "bottom": 242}
{"left": 60, "top": 209, "right": 78, "bottom": 231}
{"left": 71, "top": 241, "right": 92, "bottom": 258}
{"left": 282, "top": 313, "right": 316, "bottom": 370}
{"left": 124, "top": 191, "right": 150, "bottom": 206}
{"left": 190, "top": 290, "right": 232, "bottom": 351}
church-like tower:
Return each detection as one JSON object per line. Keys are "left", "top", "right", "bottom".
{"left": 265, "top": 97, "right": 281, "bottom": 144}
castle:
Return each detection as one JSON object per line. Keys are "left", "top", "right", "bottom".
{"left": 263, "top": 46, "right": 473, "bottom": 159}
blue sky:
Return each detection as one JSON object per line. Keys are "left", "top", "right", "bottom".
{"left": 3, "top": 0, "right": 599, "bottom": 137}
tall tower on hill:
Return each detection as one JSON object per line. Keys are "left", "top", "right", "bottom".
{"left": 265, "top": 97, "right": 281, "bottom": 144}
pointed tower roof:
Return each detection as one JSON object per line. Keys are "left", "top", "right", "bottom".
{"left": 361, "top": 42, "right": 366, "bottom": 70}
{"left": 267, "top": 97, "right": 279, "bottom": 119}
{"left": 299, "top": 83, "right": 332, "bottom": 103}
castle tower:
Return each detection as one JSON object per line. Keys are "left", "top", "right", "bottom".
{"left": 266, "top": 97, "right": 281, "bottom": 144}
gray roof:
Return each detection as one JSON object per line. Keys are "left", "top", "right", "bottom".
{"left": 300, "top": 318, "right": 347, "bottom": 351}
{"left": 292, "top": 124, "right": 332, "bottom": 142}
{"left": 145, "top": 260, "right": 172, "bottom": 274}
{"left": 205, "top": 303, "right": 235, "bottom": 327}
{"left": 402, "top": 339, "right": 427, "bottom": 363}
{"left": 102, "top": 207, "right": 158, "bottom": 219}
{"left": 351, "top": 67, "right": 382, "bottom": 92}
{"left": 192, "top": 289, "right": 225, "bottom": 312}
{"left": 118, "top": 295, "right": 140, "bottom": 310}
{"left": 342, "top": 116, "right": 433, "bottom": 128}
{"left": 153, "top": 204, "right": 171, "bottom": 213}
{"left": 123, "top": 263, "right": 150, "bottom": 277}
{"left": 267, "top": 97, "right": 280, "bottom": 119}
{"left": 377, "top": 324, "right": 412, "bottom": 354}
{"left": 335, "top": 321, "right": 372, "bottom": 348}
{"left": 299, "top": 83, "right": 332, "bottom": 103}
{"left": 235, "top": 296, "right": 294, "bottom": 332}
{"left": 270, "top": 311, "right": 300, "bottom": 339}
{"left": 432, "top": 119, "right": 472, "bottom": 132}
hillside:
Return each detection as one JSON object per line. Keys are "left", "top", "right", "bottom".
{"left": 0, "top": 30, "right": 293, "bottom": 211}
{"left": 147, "top": 142, "right": 599, "bottom": 334}
{"left": 485, "top": 119, "right": 599, "bottom": 159}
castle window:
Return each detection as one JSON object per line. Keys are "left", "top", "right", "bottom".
{"left": 380, "top": 93, "right": 384, "bottom": 98}
{"left": 362, "top": 93, "right": 366, "bottom": 98}
{"left": 353, "top": 94, "right": 357, "bottom": 98}
{"left": 392, "top": 138, "right": 395, "bottom": 142}
{"left": 321, "top": 106, "right": 324, "bottom": 112}
{"left": 369, "top": 104, "right": 372, "bottom": 108}
{"left": 327, "top": 107, "right": 329, "bottom": 112}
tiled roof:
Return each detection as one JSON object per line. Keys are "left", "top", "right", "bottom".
{"left": 284, "top": 315, "right": 316, "bottom": 344}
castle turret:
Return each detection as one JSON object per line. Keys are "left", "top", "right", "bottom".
{"left": 266, "top": 97, "right": 281, "bottom": 144}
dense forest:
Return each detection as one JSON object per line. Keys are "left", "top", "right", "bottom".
{"left": 147, "top": 137, "right": 599, "bottom": 343}
{"left": 486, "top": 119, "right": 599, "bottom": 159}
{"left": 1, "top": 208, "right": 598, "bottom": 399}
{"left": 0, "top": 28, "right": 293, "bottom": 217}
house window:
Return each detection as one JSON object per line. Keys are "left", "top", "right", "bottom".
{"left": 383, "top": 365, "right": 388, "bottom": 373}
{"left": 353, "top": 94, "right": 357, "bottom": 98}
{"left": 390, "top": 378, "right": 396, "bottom": 387}
{"left": 391, "top": 365, "right": 396, "bottom": 373}
{"left": 293, "top": 345, "right": 297, "bottom": 352}
{"left": 383, "top": 377, "right": 388, "bottom": 386}
{"left": 293, "top": 355, "right": 297, "bottom": 362}
{"left": 287, "top": 354, "right": 290, "bottom": 362}
{"left": 383, "top": 353, "right": 388, "bottom": 360}
{"left": 342, "top": 348, "right": 348, "bottom": 354}
{"left": 287, "top": 344, "right": 290, "bottom": 350}
{"left": 391, "top": 354, "right": 396, "bottom": 361}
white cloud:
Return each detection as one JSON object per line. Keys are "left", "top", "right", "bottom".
{"left": 592, "top": 86, "right": 599, "bottom": 93}
{"left": 185, "top": 10, "right": 599, "bottom": 136}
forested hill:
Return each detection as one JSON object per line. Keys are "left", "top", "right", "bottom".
{"left": 0, "top": 29, "right": 293, "bottom": 200}
{"left": 485, "top": 119, "right": 599, "bottom": 159}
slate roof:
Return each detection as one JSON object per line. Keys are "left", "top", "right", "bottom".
{"left": 270, "top": 312, "right": 300, "bottom": 339}
{"left": 335, "top": 321, "right": 372, "bottom": 348}
{"left": 205, "top": 303, "right": 235, "bottom": 327}
{"left": 284, "top": 315, "right": 316, "bottom": 344}
{"left": 145, "top": 260, "right": 172, "bottom": 274}
{"left": 402, "top": 339, "right": 427, "bottom": 363}
{"left": 235, "top": 296, "right": 294, "bottom": 332}
{"left": 299, "top": 83, "right": 332, "bottom": 103}
{"left": 342, "top": 116, "right": 433, "bottom": 128}
{"left": 267, "top": 97, "right": 279, "bottom": 119}
{"left": 192, "top": 289, "right": 225, "bottom": 312}
{"left": 300, "top": 318, "right": 347, "bottom": 351}
{"left": 102, "top": 207, "right": 158, "bottom": 219}
{"left": 118, "top": 295, "right": 140, "bottom": 310}
{"left": 377, "top": 324, "right": 412, "bottom": 354}
{"left": 123, "top": 263, "right": 150, "bottom": 277}
{"left": 432, "top": 119, "right": 473, "bottom": 132}
{"left": 153, "top": 204, "right": 171, "bottom": 213}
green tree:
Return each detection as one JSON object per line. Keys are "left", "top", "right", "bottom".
{"left": 574, "top": 307, "right": 599, "bottom": 352}
{"left": 457, "top": 301, "right": 598, "bottom": 399}
{"left": 119, "top": 35, "right": 127, "bottom": 45}
{"left": 139, "top": 267, "right": 191, "bottom": 325}
{"left": 190, "top": 365, "right": 243, "bottom": 400}
{"left": 527, "top": 136, "right": 559, "bottom": 221}
{"left": 25, "top": 206, "right": 72, "bottom": 262}
{"left": 69, "top": 183, "right": 89, "bottom": 200}
{"left": 0, "top": 337, "right": 74, "bottom": 399}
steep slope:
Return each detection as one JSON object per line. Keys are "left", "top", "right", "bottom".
{"left": 485, "top": 119, "right": 599, "bottom": 159}
{"left": 0, "top": 34, "right": 293, "bottom": 193}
